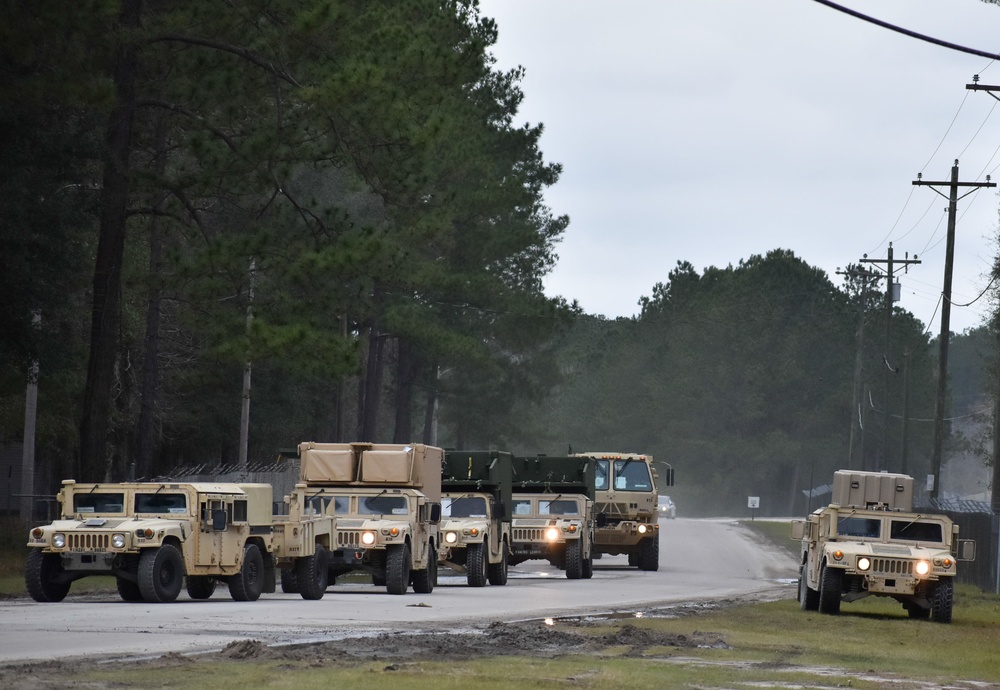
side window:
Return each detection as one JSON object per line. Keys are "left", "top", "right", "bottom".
{"left": 233, "top": 499, "right": 248, "bottom": 523}
{"left": 334, "top": 496, "right": 350, "bottom": 514}
{"left": 595, "top": 460, "right": 610, "bottom": 491}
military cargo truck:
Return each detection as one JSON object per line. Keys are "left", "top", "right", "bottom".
{"left": 508, "top": 455, "right": 595, "bottom": 579}
{"left": 295, "top": 441, "right": 442, "bottom": 595}
{"left": 439, "top": 450, "right": 512, "bottom": 586}
{"left": 792, "top": 470, "right": 976, "bottom": 623}
{"left": 26, "top": 480, "right": 277, "bottom": 603}
{"left": 575, "top": 451, "right": 672, "bottom": 571}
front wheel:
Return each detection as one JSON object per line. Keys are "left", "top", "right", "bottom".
{"left": 296, "top": 544, "right": 329, "bottom": 600}
{"left": 565, "top": 540, "right": 584, "bottom": 580}
{"left": 487, "top": 542, "right": 508, "bottom": 586}
{"left": 466, "top": 542, "right": 487, "bottom": 587}
{"left": 228, "top": 543, "right": 264, "bottom": 602}
{"left": 138, "top": 544, "right": 185, "bottom": 603}
{"left": 581, "top": 548, "right": 594, "bottom": 579}
{"left": 818, "top": 563, "right": 842, "bottom": 615}
{"left": 386, "top": 543, "right": 412, "bottom": 595}
{"left": 25, "top": 550, "right": 71, "bottom": 602}
{"left": 117, "top": 577, "right": 143, "bottom": 602}
{"left": 798, "top": 564, "right": 819, "bottom": 611}
{"left": 930, "top": 579, "right": 953, "bottom": 624}
{"left": 637, "top": 536, "right": 659, "bottom": 572}
{"left": 280, "top": 567, "right": 300, "bottom": 594}
{"left": 411, "top": 545, "right": 437, "bottom": 594}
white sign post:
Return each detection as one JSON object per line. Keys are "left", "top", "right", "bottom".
{"left": 748, "top": 496, "right": 760, "bottom": 521}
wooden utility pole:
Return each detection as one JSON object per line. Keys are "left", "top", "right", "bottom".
{"left": 913, "top": 161, "right": 995, "bottom": 499}
{"left": 862, "top": 244, "right": 920, "bottom": 471}
{"left": 837, "top": 266, "right": 880, "bottom": 470}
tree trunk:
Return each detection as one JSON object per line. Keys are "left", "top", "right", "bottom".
{"left": 393, "top": 337, "right": 414, "bottom": 443}
{"left": 79, "top": 0, "right": 141, "bottom": 481}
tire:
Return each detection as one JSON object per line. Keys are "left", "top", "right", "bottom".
{"left": 798, "top": 564, "right": 819, "bottom": 611}
{"left": 907, "top": 603, "right": 931, "bottom": 620}
{"left": 565, "top": 540, "right": 584, "bottom": 580}
{"left": 25, "top": 550, "right": 70, "bottom": 603}
{"left": 930, "top": 578, "right": 953, "bottom": 624}
{"left": 627, "top": 552, "right": 639, "bottom": 567}
{"left": 295, "top": 544, "right": 328, "bottom": 600}
{"left": 117, "top": 577, "right": 143, "bottom": 602}
{"left": 386, "top": 543, "right": 411, "bottom": 595}
{"left": 280, "top": 567, "right": 300, "bottom": 594}
{"left": 637, "top": 536, "right": 659, "bottom": 572}
{"left": 466, "top": 542, "right": 487, "bottom": 587}
{"left": 582, "top": 549, "right": 594, "bottom": 579}
{"left": 411, "top": 545, "right": 437, "bottom": 594}
{"left": 372, "top": 572, "right": 387, "bottom": 587}
{"left": 228, "top": 543, "right": 264, "bottom": 602}
{"left": 186, "top": 576, "right": 216, "bottom": 600}
{"left": 138, "top": 544, "right": 185, "bottom": 603}
{"left": 487, "top": 542, "right": 508, "bottom": 586}
{"left": 818, "top": 563, "right": 842, "bottom": 615}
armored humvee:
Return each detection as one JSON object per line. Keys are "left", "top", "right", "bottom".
{"left": 26, "top": 480, "right": 276, "bottom": 603}
{"left": 792, "top": 470, "right": 976, "bottom": 623}
{"left": 575, "top": 451, "right": 672, "bottom": 571}
{"left": 294, "top": 441, "right": 442, "bottom": 595}
{"left": 439, "top": 450, "right": 512, "bottom": 586}
{"left": 508, "top": 455, "right": 595, "bottom": 579}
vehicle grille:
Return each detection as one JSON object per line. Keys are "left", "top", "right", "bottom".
{"left": 337, "top": 531, "right": 363, "bottom": 548}
{"left": 596, "top": 530, "right": 628, "bottom": 544}
{"left": 513, "top": 528, "right": 544, "bottom": 541}
{"left": 68, "top": 533, "right": 110, "bottom": 550}
{"left": 870, "top": 558, "right": 913, "bottom": 575}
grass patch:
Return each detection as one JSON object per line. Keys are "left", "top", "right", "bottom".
{"left": 738, "top": 518, "right": 800, "bottom": 558}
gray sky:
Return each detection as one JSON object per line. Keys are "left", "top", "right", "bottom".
{"left": 479, "top": 0, "right": 1000, "bottom": 335}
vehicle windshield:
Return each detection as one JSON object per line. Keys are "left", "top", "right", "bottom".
{"left": 442, "top": 496, "right": 487, "bottom": 518}
{"left": 134, "top": 493, "right": 188, "bottom": 514}
{"left": 595, "top": 460, "right": 610, "bottom": 490}
{"left": 305, "top": 495, "right": 350, "bottom": 515}
{"left": 541, "top": 499, "right": 580, "bottom": 516}
{"left": 512, "top": 499, "right": 533, "bottom": 516}
{"left": 358, "top": 495, "right": 408, "bottom": 516}
{"left": 72, "top": 493, "right": 125, "bottom": 514}
{"left": 890, "top": 520, "right": 943, "bottom": 543}
{"left": 837, "top": 516, "right": 881, "bottom": 538}
{"left": 614, "top": 460, "right": 652, "bottom": 491}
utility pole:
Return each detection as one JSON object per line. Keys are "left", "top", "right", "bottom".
{"left": 837, "top": 266, "right": 880, "bottom": 470}
{"left": 913, "top": 160, "right": 995, "bottom": 500}
{"left": 862, "top": 244, "right": 920, "bottom": 471}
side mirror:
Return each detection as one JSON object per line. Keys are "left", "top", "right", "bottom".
{"left": 957, "top": 539, "right": 976, "bottom": 561}
{"left": 790, "top": 520, "right": 806, "bottom": 541}
{"left": 212, "top": 509, "right": 228, "bottom": 531}
{"left": 429, "top": 502, "right": 442, "bottom": 525}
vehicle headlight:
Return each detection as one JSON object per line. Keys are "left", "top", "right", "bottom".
{"left": 638, "top": 524, "right": 648, "bottom": 534}
{"left": 445, "top": 531, "right": 458, "bottom": 544}
{"left": 915, "top": 560, "right": 930, "bottom": 576}
{"left": 52, "top": 533, "right": 66, "bottom": 548}
{"left": 111, "top": 533, "right": 126, "bottom": 549}
{"left": 856, "top": 557, "right": 871, "bottom": 571}
{"left": 361, "top": 531, "right": 376, "bottom": 546}
{"left": 545, "top": 527, "right": 560, "bottom": 541}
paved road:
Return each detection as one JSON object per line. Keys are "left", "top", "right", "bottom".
{"left": 0, "top": 518, "right": 798, "bottom": 663}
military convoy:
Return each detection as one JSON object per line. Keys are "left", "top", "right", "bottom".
{"left": 25, "top": 444, "right": 673, "bottom": 601}
{"left": 508, "top": 455, "right": 597, "bottom": 579}
{"left": 438, "top": 450, "right": 512, "bottom": 586}
{"left": 792, "top": 471, "right": 976, "bottom": 623}
{"left": 26, "top": 480, "right": 278, "bottom": 603}
{"left": 575, "top": 451, "right": 671, "bottom": 571}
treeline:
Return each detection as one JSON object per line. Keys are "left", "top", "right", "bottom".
{"left": 1, "top": 1, "right": 574, "bottom": 484}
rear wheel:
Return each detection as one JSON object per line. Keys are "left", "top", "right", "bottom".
{"left": 582, "top": 549, "right": 594, "bottom": 579}
{"left": 487, "top": 542, "right": 508, "bottom": 586}
{"left": 637, "top": 536, "right": 659, "bottom": 572}
{"left": 25, "top": 550, "right": 70, "bottom": 603}
{"left": 228, "top": 543, "right": 264, "bottom": 602}
{"left": 818, "top": 563, "right": 842, "bottom": 615}
{"left": 466, "top": 542, "right": 488, "bottom": 587}
{"left": 930, "top": 579, "right": 953, "bottom": 624}
{"left": 798, "top": 564, "right": 819, "bottom": 611}
{"left": 295, "top": 544, "right": 328, "bottom": 600}
{"left": 186, "top": 576, "right": 216, "bottom": 600}
{"left": 386, "top": 543, "right": 411, "bottom": 595}
{"left": 138, "top": 544, "right": 185, "bottom": 603}
{"left": 280, "top": 567, "right": 300, "bottom": 594}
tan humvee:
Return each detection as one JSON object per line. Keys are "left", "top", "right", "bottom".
{"left": 575, "top": 452, "right": 673, "bottom": 571}
{"left": 792, "top": 471, "right": 976, "bottom": 623}
{"left": 26, "top": 480, "right": 276, "bottom": 603}
{"left": 508, "top": 492, "right": 595, "bottom": 578}
{"left": 294, "top": 441, "right": 442, "bottom": 595}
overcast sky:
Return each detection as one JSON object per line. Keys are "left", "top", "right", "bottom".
{"left": 478, "top": 0, "right": 1000, "bottom": 335}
